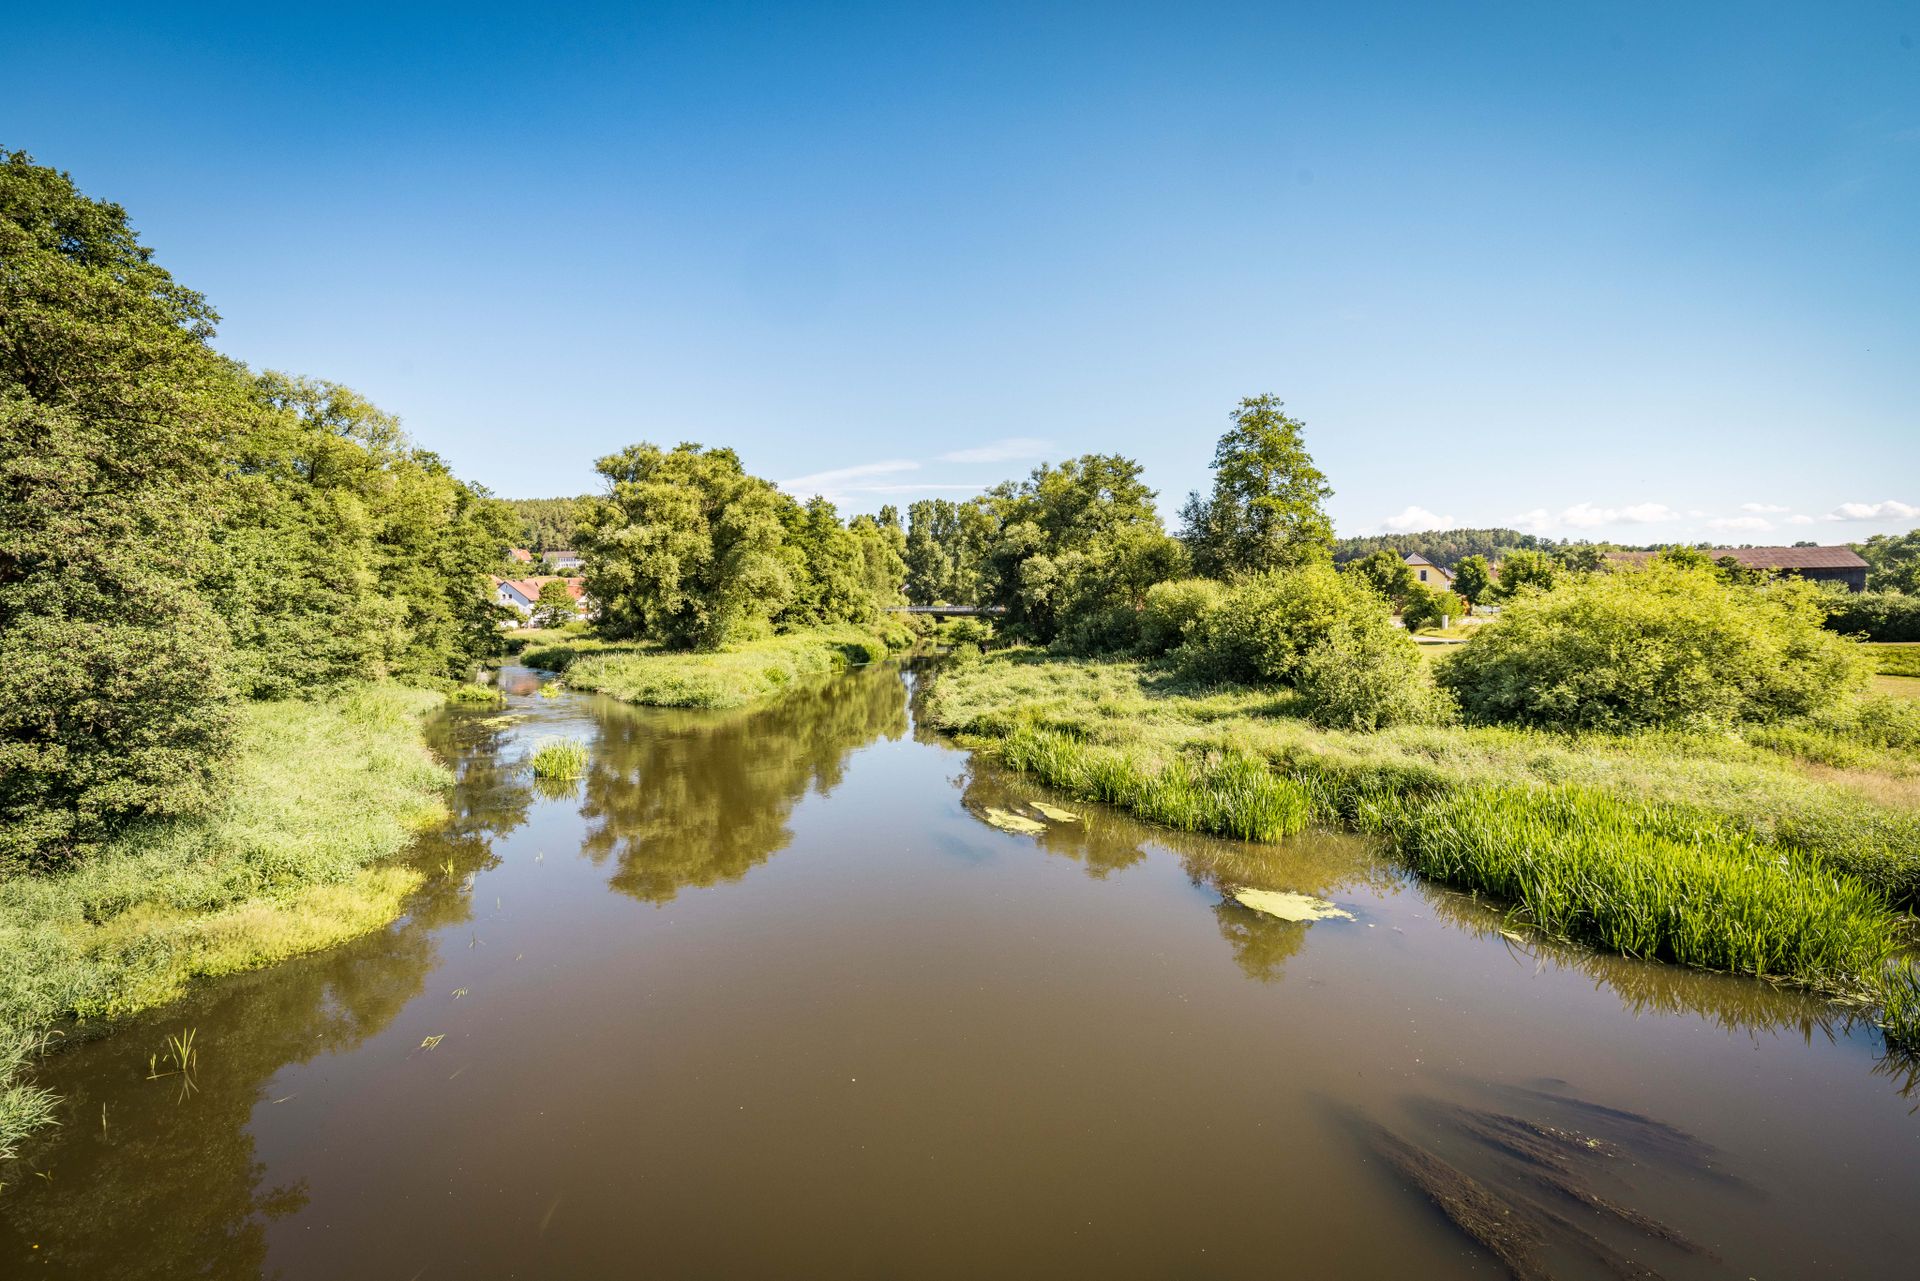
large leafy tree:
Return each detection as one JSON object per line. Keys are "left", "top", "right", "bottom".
{"left": 576, "top": 443, "right": 790, "bottom": 648}
{"left": 1857, "top": 531, "right": 1920, "bottom": 595}
{"left": 776, "top": 494, "right": 870, "bottom": 626}
{"left": 1451, "top": 554, "right": 1493, "bottom": 605}
{"left": 981, "top": 454, "right": 1184, "bottom": 644}
{"left": 0, "top": 150, "right": 242, "bottom": 868}
{"left": 1180, "top": 395, "right": 1333, "bottom": 578}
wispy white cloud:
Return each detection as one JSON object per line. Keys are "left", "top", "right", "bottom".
{"left": 1740, "top": 502, "right": 1791, "bottom": 514}
{"left": 1381, "top": 505, "right": 1454, "bottom": 532}
{"left": 1785, "top": 513, "right": 1817, "bottom": 526}
{"left": 1825, "top": 499, "right": 1919, "bottom": 522}
{"left": 1557, "top": 501, "right": 1679, "bottom": 529}
{"left": 937, "top": 437, "right": 1053, "bottom": 464}
{"left": 1708, "top": 515, "right": 1773, "bottom": 532}
{"left": 1513, "top": 508, "right": 1554, "bottom": 534}
{"left": 779, "top": 459, "right": 919, "bottom": 495}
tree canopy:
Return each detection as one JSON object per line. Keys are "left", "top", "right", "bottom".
{"left": 1180, "top": 396, "right": 1333, "bottom": 578}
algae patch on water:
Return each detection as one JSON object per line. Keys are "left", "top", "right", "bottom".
{"left": 982, "top": 807, "right": 1049, "bottom": 835}
{"left": 1231, "top": 888, "right": 1354, "bottom": 922}
{"left": 1029, "top": 801, "right": 1079, "bottom": 822}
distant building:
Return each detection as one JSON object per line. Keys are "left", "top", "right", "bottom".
{"left": 1604, "top": 545, "right": 1867, "bottom": 592}
{"left": 1404, "top": 553, "right": 1454, "bottom": 591}
{"left": 493, "top": 575, "right": 588, "bottom": 624}
{"left": 1710, "top": 546, "right": 1868, "bottom": 593}
{"left": 543, "top": 550, "right": 585, "bottom": 570}
{"left": 508, "top": 547, "right": 534, "bottom": 563}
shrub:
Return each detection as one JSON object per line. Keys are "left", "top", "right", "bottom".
{"left": 1176, "top": 563, "right": 1390, "bottom": 686}
{"left": 1441, "top": 562, "right": 1869, "bottom": 731}
{"left": 943, "top": 616, "right": 995, "bottom": 647}
{"left": 1296, "top": 619, "right": 1452, "bottom": 730}
{"left": 1823, "top": 591, "right": 1920, "bottom": 643}
{"left": 1401, "top": 586, "right": 1466, "bottom": 632}
{"left": 1138, "top": 578, "right": 1224, "bottom": 656}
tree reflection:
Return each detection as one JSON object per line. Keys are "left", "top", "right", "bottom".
{"left": 1212, "top": 899, "right": 1309, "bottom": 982}
{"left": 579, "top": 667, "right": 908, "bottom": 903}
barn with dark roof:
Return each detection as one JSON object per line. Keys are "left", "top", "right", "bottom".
{"left": 1711, "top": 546, "right": 1867, "bottom": 592}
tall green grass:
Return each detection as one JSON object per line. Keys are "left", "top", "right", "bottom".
{"left": 529, "top": 738, "right": 589, "bottom": 780}
{"left": 0, "top": 684, "right": 452, "bottom": 1157}
{"left": 0, "top": 1029, "right": 57, "bottom": 1161}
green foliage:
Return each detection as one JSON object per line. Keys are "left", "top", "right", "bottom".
{"left": 1179, "top": 395, "right": 1333, "bottom": 577}
{"left": 209, "top": 373, "right": 514, "bottom": 695}
{"left": 1342, "top": 550, "right": 1418, "bottom": 606}
{"left": 1333, "top": 527, "right": 1554, "bottom": 569}
{"left": 847, "top": 511, "right": 909, "bottom": 614}
{"left": 1491, "top": 547, "right": 1562, "bottom": 598}
{"left": 529, "top": 738, "right": 589, "bottom": 780}
{"left": 1296, "top": 618, "right": 1452, "bottom": 730}
{"left": 1442, "top": 562, "right": 1869, "bottom": 731}
{"left": 0, "top": 685, "right": 444, "bottom": 1037}
{"left": 502, "top": 496, "right": 589, "bottom": 552}
{"left": 1823, "top": 591, "right": 1920, "bottom": 642}
{"left": 556, "top": 625, "right": 899, "bottom": 709}
{"left": 1868, "top": 644, "right": 1920, "bottom": 677}
{"left": 776, "top": 495, "right": 874, "bottom": 627}
{"left": 941, "top": 616, "right": 995, "bottom": 647}
{"left": 1176, "top": 563, "right": 1392, "bottom": 686}
{"left": 1400, "top": 585, "right": 1466, "bottom": 632}
{"left": 1452, "top": 554, "right": 1493, "bottom": 604}
{"left": 1855, "top": 530, "right": 1920, "bottom": 595}
{"left": 576, "top": 443, "right": 791, "bottom": 649}
{"left": 904, "top": 498, "right": 992, "bottom": 606}
{"left": 0, "top": 148, "right": 242, "bottom": 868}
{"left": 981, "top": 454, "right": 1184, "bottom": 646}
{"left": 1137, "top": 578, "right": 1224, "bottom": 656}
{"left": 532, "top": 579, "right": 578, "bottom": 628}
{"left": 0, "top": 1029, "right": 57, "bottom": 1161}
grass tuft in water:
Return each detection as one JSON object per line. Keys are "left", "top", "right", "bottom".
{"left": 0, "top": 1030, "right": 59, "bottom": 1161}
{"left": 529, "top": 738, "right": 589, "bottom": 781}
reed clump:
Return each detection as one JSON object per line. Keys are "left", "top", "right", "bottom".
{"left": 529, "top": 738, "right": 589, "bottom": 781}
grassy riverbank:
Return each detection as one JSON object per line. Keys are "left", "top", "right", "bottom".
{"left": 0, "top": 685, "right": 451, "bottom": 1156}
{"left": 925, "top": 652, "right": 1920, "bottom": 1042}
{"left": 524, "top": 622, "right": 911, "bottom": 709}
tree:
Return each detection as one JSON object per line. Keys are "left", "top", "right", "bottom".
{"left": 1492, "top": 548, "right": 1561, "bottom": 599}
{"left": 502, "top": 496, "right": 590, "bottom": 552}
{"left": 1180, "top": 395, "right": 1333, "bottom": 578}
{"left": 848, "top": 512, "right": 908, "bottom": 614}
{"left": 1401, "top": 585, "right": 1466, "bottom": 632}
{"left": 532, "top": 579, "right": 578, "bottom": 628}
{"left": 0, "top": 149, "right": 241, "bottom": 868}
{"left": 1342, "top": 550, "right": 1419, "bottom": 607}
{"left": 575, "top": 443, "right": 790, "bottom": 649}
{"left": 1452, "top": 554, "right": 1492, "bottom": 605}
{"left": 1857, "top": 531, "right": 1920, "bottom": 595}
{"left": 776, "top": 495, "right": 869, "bottom": 627}
{"left": 979, "top": 454, "right": 1181, "bottom": 645}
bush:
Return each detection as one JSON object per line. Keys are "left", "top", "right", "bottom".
{"left": 942, "top": 616, "right": 995, "bottom": 647}
{"left": 1175, "top": 563, "right": 1390, "bottom": 686}
{"left": 1823, "top": 591, "right": 1920, "bottom": 643}
{"left": 1138, "top": 578, "right": 1224, "bottom": 656}
{"left": 1401, "top": 586, "right": 1466, "bottom": 632}
{"left": 1441, "top": 562, "right": 1870, "bottom": 731}
{"left": 1296, "top": 618, "right": 1453, "bottom": 730}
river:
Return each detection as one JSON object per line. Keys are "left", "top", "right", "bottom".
{"left": 3, "top": 663, "right": 1916, "bottom": 1279}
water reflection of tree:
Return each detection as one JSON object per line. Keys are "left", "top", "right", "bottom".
{"left": 0, "top": 711, "right": 526, "bottom": 1277}
{"left": 580, "top": 667, "right": 908, "bottom": 904}
{"left": 1212, "top": 900, "right": 1309, "bottom": 982}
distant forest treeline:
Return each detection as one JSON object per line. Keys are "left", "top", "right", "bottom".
{"left": 503, "top": 497, "right": 591, "bottom": 551}
{"left": 1331, "top": 528, "right": 1562, "bottom": 567}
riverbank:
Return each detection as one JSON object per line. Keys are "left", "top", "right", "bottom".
{"left": 0, "top": 684, "right": 452, "bottom": 1156}
{"left": 522, "top": 622, "right": 914, "bottom": 709}
{"left": 923, "top": 651, "right": 1920, "bottom": 1042}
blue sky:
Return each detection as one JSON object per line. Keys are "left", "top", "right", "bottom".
{"left": 7, "top": 2, "right": 1917, "bottom": 542}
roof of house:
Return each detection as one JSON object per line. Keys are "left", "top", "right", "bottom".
{"left": 508, "top": 547, "right": 534, "bottom": 562}
{"left": 1402, "top": 553, "right": 1438, "bottom": 567}
{"left": 1710, "top": 545, "right": 1867, "bottom": 571}
{"left": 494, "top": 575, "right": 586, "bottom": 601}
{"left": 1605, "top": 546, "right": 1866, "bottom": 571}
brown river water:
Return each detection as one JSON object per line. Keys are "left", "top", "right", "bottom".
{"left": 3, "top": 662, "right": 1917, "bottom": 1279}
